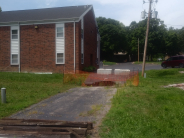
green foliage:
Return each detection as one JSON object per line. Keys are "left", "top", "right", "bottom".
{"left": 177, "top": 27, "right": 184, "bottom": 52}
{"left": 96, "top": 17, "right": 127, "bottom": 60}
{"left": 100, "top": 69, "right": 184, "bottom": 138}
{"left": 103, "top": 60, "right": 116, "bottom": 65}
{"left": 97, "top": 17, "right": 184, "bottom": 61}
{"left": 83, "top": 66, "right": 96, "bottom": 72}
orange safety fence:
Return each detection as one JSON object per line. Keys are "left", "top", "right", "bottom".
{"left": 63, "top": 70, "right": 139, "bottom": 87}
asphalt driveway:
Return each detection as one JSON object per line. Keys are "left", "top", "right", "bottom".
{"left": 10, "top": 87, "right": 117, "bottom": 123}
{"left": 103, "top": 62, "right": 162, "bottom": 71}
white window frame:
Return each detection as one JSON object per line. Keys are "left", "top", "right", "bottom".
{"left": 56, "top": 53, "right": 64, "bottom": 64}
{"left": 11, "top": 26, "right": 19, "bottom": 65}
{"left": 56, "top": 26, "right": 64, "bottom": 38}
{"left": 55, "top": 24, "right": 65, "bottom": 64}
{"left": 11, "top": 54, "right": 19, "bottom": 64}
{"left": 11, "top": 30, "right": 18, "bottom": 40}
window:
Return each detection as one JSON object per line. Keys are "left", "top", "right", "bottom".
{"left": 11, "top": 26, "right": 19, "bottom": 65}
{"left": 81, "top": 29, "right": 84, "bottom": 39}
{"left": 179, "top": 56, "right": 184, "bottom": 60}
{"left": 12, "top": 30, "right": 18, "bottom": 39}
{"left": 173, "top": 57, "right": 178, "bottom": 60}
{"left": 167, "top": 58, "right": 172, "bottom": 61}
{"left": 81, "top": 54, "right": 84, "bottom": 63}
{"left": 56, "top": 24, "right": 65, "bottom": 64}
{"left": 11, "top": 54, "right": 18, "bottom": 64}
{"left": 57, "top": 53, "right": 64, "bottom": 63}
{"left": 56, "top": 27, "right": 64, "bottom": 37}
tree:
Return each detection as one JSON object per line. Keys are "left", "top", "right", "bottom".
{"left": 165, "top": 30, "right": 180, "bottom": 56}
{"left": 96, "top": 17, "right": 127, "bottom": 60}
{"left": 177, "top": 27, "right": 184, "bottom": 53}
{"left": 97, "top": 16, "right": 183, "bottom": 62}
{"left": 0, "top": 7, "right": 2, "bottom": 12}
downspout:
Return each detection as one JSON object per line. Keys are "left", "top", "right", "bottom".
{"left": 74, "top": 21, "right": 76, "bottom": 73}
{"left": 18, "top": 22, "right": 21, "bottom": 73}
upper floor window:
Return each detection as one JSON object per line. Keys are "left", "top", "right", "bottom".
{"left": 12, "top": 30, "right": 18, "bottom": 39}
{"left": 56, "top": 27, "right": 64, "bottom": 37}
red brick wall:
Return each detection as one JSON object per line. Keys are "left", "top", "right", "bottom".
{"left": 75, "top": 22, "right": 81, "bottom": 73}
{"left": 80, "top": 9, "right": 99, "bottom": 70}
{"left": 65, "top": 23, "right": 74, "bottom": 73}
{"left": 20, "top": 24, "right": 64, "bottom": 73}
{"left": 65, "top": 22, "right": 81, "bottom": 74}
{"left": 0, "top": 9, "right": 98, "bottom": 73}
{"left": 0, "top": 26, "right": 19, "bottom": 72}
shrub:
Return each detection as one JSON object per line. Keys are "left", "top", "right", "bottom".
{"left": 83, "top": 66, "right": 96, "bottom": 72}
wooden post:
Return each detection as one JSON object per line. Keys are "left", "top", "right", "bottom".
{"left": 142, "top": 0, "right": 152, "bottom": 76}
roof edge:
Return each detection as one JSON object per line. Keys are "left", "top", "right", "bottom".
{"left": 0, "top": 17, "right": 80, "bottom": 26}
{"left": 79, "top": 5, "right": 99, "bottom": 33}
{"left": 0, "top": 5, "right": 93, "bottom": 13}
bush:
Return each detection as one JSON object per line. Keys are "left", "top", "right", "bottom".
{"left": 83, "top": 66, "right": 96, "bottom": 72}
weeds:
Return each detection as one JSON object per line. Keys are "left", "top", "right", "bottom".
{"left": 100, "top": 68, "right": 184, "bottom": 138}
{"left": 80, "top": 104, "right": 103, "bottom": 117}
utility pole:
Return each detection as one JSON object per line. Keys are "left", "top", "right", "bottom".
{"left": 142, "top": 0, "right": 152, "bottom": 76}
{"left": 141, "top": 0, "right": 158, "bottom": 76}
{"left": 138, "top": 38, "right": 139, "bottom": 63}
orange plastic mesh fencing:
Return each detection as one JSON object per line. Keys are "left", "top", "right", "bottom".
{"left": 63, "top": 71, "right": 90, "bottom": 85}
{"left": 63, "top": 70, "right": 139, "bottom": 87}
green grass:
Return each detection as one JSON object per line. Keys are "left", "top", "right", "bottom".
{"left": 134, "top": 61, "right": 162, "bottom": 65}
{"left": 79, "top": 104, "right": 103, "bottom": 117}
{"left": 103, "top": 61, "right": 116, "bottom": 65}
{"left": 100, "top": 68, "right": 184, "bottom": 138}
{"left": 0, "top": 72, "right": 76, "bottom": 119}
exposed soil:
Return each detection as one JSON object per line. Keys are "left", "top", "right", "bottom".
{"left": 164, "top": 83, "right": 184, "bottom": 90}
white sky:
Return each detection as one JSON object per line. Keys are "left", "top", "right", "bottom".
{"left": 0, "top": 0, "right": 183, "bottom": 29}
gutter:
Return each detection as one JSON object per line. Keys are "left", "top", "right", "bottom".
{"left": 74, "top": 21, "right": 76, "bottom": 73}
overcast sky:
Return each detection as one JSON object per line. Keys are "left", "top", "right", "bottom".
{"left": 0, "top": 0, "right": 183, "bottom": 29}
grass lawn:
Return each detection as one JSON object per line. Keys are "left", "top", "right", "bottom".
{"left": 0, "top": 72, "right": 76, "bottom": 119}
{"left": 100, "top": 68, "right": 184, "bottom": 138}
{"left": 103, "top": 61, "right": 116, "bottom": 65}
{"left": 134, "top": 61, "right": 162, "bottom": 65}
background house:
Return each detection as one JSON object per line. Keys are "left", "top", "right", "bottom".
{"left": 0, "top": 5, "right": 100, "bottom": 73}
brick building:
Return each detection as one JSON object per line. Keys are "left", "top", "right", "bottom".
{"left": 0, "top": 5, "right": 100, "bottom": 73}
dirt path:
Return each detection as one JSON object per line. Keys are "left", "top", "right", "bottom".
{"left": 10, "top": 87, "right": 117, "bottom": 137}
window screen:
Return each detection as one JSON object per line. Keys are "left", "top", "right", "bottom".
{"left": 57, "top": 53, "right": 64, "bottom": 63}
{"left": 57, "top": 27, "right": 64, "bottom": 37}
{"left": 12, "top": 30, "right": 18, "bottom": 39}
{"left": 12, "top": 54, "right": 18, "bottom": 64}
